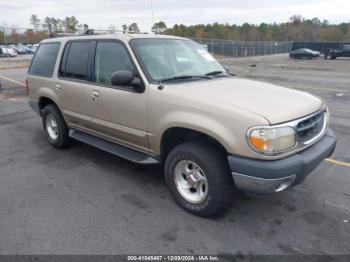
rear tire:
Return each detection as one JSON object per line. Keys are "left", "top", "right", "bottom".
{"left": 164, "top": 141, "right": 234, "bottom": 217}
{"left": 42, "top": 104, "right": 71, "bottom": 148}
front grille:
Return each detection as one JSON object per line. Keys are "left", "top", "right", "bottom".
{"left": 296, "top": 111, "right": 326, "bottom": 144}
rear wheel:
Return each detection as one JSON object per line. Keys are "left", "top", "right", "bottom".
{"left": 164, "top": 141, "right": 234, "bottom": 217}
{"left": 42, "top": 104, "right": 71, "bottom": 148}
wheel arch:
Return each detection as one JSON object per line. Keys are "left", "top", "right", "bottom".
{"left": 38, "top": 96, "right": 59, "bottom": 110}
{"left": 159, "top": 127, "right": 229, "bottom": 164}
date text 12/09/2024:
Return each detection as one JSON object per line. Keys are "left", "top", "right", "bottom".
{"left": 127, "top": 256, "right": 219, "bottom": 261}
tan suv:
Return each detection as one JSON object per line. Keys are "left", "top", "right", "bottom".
{"left": 27, "top": 34, "right": 337, "bottom": 216}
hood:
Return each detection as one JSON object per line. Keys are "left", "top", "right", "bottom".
{"left": 169, "top": 77, "right": 324, "bottom": 124}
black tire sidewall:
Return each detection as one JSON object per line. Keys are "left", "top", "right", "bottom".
{"left": 42, "top": 105, "right": 69, "bottom": 148}
{"left": 165, "top": 142, "right": 233, "bottom": 217}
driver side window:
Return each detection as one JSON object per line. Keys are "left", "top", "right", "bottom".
{"left": 95, "top": 41, "right": 134, "bottom": 85}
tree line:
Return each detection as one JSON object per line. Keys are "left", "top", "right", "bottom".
{"left": 0, "top": 14, "right": 349, "bottom": 44}
{"left": 163, "top": 16, "right": 350, "bottom": 42}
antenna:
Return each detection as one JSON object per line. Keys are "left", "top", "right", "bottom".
{"left": 150, "top": 0, "right": 155, "bottom": 26}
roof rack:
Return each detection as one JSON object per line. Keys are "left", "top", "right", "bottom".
{"left": 52, "top": 29, "right": 150, "bottom": 38}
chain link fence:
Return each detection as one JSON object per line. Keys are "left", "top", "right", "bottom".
{"left": 0, "top": 27, "right": 293, "bottom": 70}
{"left": 192, "top": 38, "right": 293, "bottom": 58}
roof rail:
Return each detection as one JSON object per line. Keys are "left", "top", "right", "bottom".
{"left": 52, "top": 29, "right": 150, "bottom": 38}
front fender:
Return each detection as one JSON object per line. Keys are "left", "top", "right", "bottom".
{"left": 153, "top": 111, "right": 237, "bottom": 155}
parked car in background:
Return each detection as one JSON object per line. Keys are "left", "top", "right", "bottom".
{"left": 0, "top": 45, "right": 18, "bottom": 57}
{"left": 325, "top": 44, "right": 350, "bottom": 59}
{"left": 289, "top": 48, "right": 320, "bottom": 59}
{"left": 27, "top": 45, "right": 38, "bottom": 54}
{"left": 18, "top": 44, "right": 32, "bottom": 54}
{"left": 8, "top": 44, "right": 27, "bottom": 54}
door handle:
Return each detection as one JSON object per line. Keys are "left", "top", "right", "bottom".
{"left": 92, "top": 90, "right": 100, "bottom": 98}
{"left": 55, "top": 83, "right": 62, "bottom": 90}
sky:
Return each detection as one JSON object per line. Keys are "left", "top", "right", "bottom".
{"left": 1, "top": 0, "right": 350, "bottom": 32}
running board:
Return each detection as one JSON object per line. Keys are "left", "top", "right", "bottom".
{"left": 69, "top": 129, "right": 159, "bottom": 165}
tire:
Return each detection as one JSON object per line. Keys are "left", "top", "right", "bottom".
{"left": 42, "top": 104, "right": 71, "bottom": 148}
{"left": 164, "top": 141, "right": 234, "bottom": 217}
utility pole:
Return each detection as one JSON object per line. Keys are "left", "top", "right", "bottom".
{"left": 3, "top": 27, "right": 11, "bottom": 69}
{"left": 150, "top": 0, "right": 155, "bottom": 31}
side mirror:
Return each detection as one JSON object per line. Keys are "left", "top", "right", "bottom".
{"left": 111, "top": 70, "right": 145, "bottom": 92}
{"left": 111, "top": 70, "right": 133, "bottom": 86}
{"left": 131, "top": 77, "right": 145, "bottom": 93}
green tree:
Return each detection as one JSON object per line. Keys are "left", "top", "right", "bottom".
{"left": 122, "top": 24, "right": 128, "bottom": 33}
{"left": 128, "top": 23, "right": 140, "bottom": 33}
{"left": 42, "top": 17, "right": 53, "bottom": 35}
{"left": 240, "top": 23, "right": 252, "bottom": 40}
{"left": 339, "top": 23, "right": 349, "bottom": 35}
{"left": 29, "top": 14, "right": 41, "bottom": 30}
{"left": 152, "top": 21, "right": 167, "bottom": 34}
{"left": 64, "top": 16, "right": 79, "bottom": 31}
{"left": 258, "top": 23, "right": 268, "bottom": 40}
{"left": 321, "top": 20, "right": 329, "bottom": 27}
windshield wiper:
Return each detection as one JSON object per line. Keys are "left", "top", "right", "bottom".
{"left": 204, "top": 70, "right": 226, "bottom": 76}
{"left": 160, "top": 75, "right": 212, "bottom": 82}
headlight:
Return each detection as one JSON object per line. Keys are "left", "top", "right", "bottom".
{"left": 248, "top": 126, "right": 297, "bottom": 155}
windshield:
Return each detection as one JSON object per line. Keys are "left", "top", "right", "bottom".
{"left": 130, "top": 38, "right": 225, "bottom": 82}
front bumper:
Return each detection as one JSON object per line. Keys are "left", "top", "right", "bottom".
{"left": 228, "top": 129, "right": 337, "bottom": 194}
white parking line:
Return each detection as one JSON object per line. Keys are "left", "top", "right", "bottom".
{"left": 0, "top": 75, "right": 25, "bottom": 86}
{"left": 325, "top": 158, "right": 350, "bottom": 168}
{"left": 293, "top": 86, "right": 350, "bottom": 93}
{"left": 332, "top": 107, "right": 350, "bottom": 113}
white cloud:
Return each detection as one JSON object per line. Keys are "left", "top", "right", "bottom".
{"left": 1, "top": 0, "right": 349, "bottom": 32}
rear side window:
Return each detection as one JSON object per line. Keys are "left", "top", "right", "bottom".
{"left": 60, "top": 41, "right": 90, "bottom": 80}
{"left": 29, "top": 43, "right": 60, "bottom": 77}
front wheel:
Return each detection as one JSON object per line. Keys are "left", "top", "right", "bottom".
{"left": 164, "top": 141, "right": 234, "bottom": 217}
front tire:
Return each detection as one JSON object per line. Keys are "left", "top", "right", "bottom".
{"left": 164, "top": 141, "right": 234, "bottom": 217}
{"left": 42, "top": 104, "right": 71, "bottom": 148}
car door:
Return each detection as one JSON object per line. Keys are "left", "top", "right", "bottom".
{"left": 88, "top": 40, "right": 149, "bottom": 152}
{"left": 57, "top": 40, "right": 95, "bottom": 131}
{"left": 342, "top": 45, "right": 350, "bottom": 57}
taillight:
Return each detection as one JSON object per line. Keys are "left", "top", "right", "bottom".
{"left": 25, "top": 79, "right": 29, "bottom": 95}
